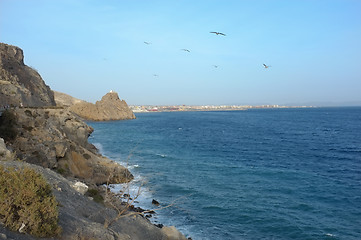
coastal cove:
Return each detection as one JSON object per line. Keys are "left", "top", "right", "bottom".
{"left": 88, "top": 107, "right": 361, "bottom": 240}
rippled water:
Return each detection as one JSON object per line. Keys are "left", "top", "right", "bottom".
{"left": 88, "top": 107, "right": 361, "bottom": 240}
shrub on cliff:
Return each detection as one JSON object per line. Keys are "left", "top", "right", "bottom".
{"left": 0, "top": 166, "right": 61, "bottom": 237}
{"left": 0, "top": 110, "right": 18, "bottom": 142}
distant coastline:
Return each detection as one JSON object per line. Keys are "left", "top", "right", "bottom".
{"left": 130, "top": 104, "right": 315, "bottom": 113}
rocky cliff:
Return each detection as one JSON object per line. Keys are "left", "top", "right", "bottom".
{"left": 3, "top": 108, "right": 132, "bottom": 185}
{"left": 1, "top": 154, "right": 188, "bottom": 240}
{"left": 0, "top": 43, "right": 188, "bottom": 240}
{"left": 69, "top": 91, "right": 136, "bottom": 121}
{"left": 53, "top": 90, "right": 85, "bottom": 107}
{"left": 0, "top": 43, "right": 56, "bottom": 107}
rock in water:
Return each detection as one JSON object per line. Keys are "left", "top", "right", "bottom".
{"left": 152, "top": 199, "right": 160, "bottom": 206}
{"left": 69, "top": 91, "right": 136, "bottom": 121}
{"left": 0, "top": 43, "right": 56, "bottom": 107}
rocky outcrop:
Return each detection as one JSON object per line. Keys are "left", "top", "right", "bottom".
{"left": 0, "top": 43, "right": 56, "bottom": 107}
{"left": 70, "top": 91, "right": 136, "bottom": 121}
{"left": 4, "top": 108, "right": 133, "bottom": 185}
{"left": 0, "top": 160, "right": 188, "bottom": 240}
{"left": 0, "top": 43, "right": 188, "bottom": 240}
{"left": 0, "top": 138, "right": 12, "bottom": 160}
{"left": 53, "top": 90, "right": 85, "bottom": 107}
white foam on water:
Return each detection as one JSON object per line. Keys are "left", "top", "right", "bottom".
{"left": 156, "top": 153, "right": 167, "bottom": 158}
{"left": 325, "top": 233, "right": 335, "bottom": 237}
{"left": 127, "top": 164, "right": 140, "bottom": 170}
{"left": 92, "top": 142, "right": 104, "bottom": 154}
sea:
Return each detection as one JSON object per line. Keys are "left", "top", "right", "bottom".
{"left": 87, "top": 107, "right": 361, "bottom": 240}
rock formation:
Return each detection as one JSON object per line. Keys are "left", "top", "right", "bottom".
{"left": 0, "top": 43, "right": 56, "bottom": 107}
{"left": 0, "top": 43, "right": 188, "bottom": 240}
{"left": 53, "top": 90, "right": 85, "bottom": 107}
{"left": 69, "top": 91, "right": 136, "bottom": 121}
{"left": 5, "top": 108, "right": 132, "bottom": 185}
{"left": 0, "top": 160, "right": 188, "bottom": 240}
{"left": 0, "top": 138, "right": 12, "bottom": 160}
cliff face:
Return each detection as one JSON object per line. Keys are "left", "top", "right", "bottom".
{"left": 69, "top": 91, "right": 136, "bottom": 121}
{"left": 0, "top": 43, "right": 56, "bottom": 107}
{"left": 5, "top": 108, "right": 133, "bottom": 185}
{"left": 0, "top": 43, "right": 188, "bottom": 240}
{"left": 53, "top": 90, "right": 86, "bottom": 107}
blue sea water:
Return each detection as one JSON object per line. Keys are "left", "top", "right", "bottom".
{"left": 87, "top": 107, "right": 361, "bottom": 240}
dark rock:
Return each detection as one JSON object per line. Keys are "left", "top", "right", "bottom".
{"left": 155, "top": 224, "right": 164, "bottom": 228}
{"left": 152, "top": 199, "right": 160, "bottom": 206}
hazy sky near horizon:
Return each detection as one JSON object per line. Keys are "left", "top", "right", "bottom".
{"left": 1, "top": 0, "right": 360, "bottom": 106}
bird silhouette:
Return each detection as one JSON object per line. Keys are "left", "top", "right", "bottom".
{"left": 210, "top": 31, "right": 226, "bottom": 36}
{"left": 263, "top": 64, "right": 271, "bottom": 69}
{"left": 153, "top": 74, "right": 158, "bottom": 77}
{"left": 181, "top": 49, "right": 190, "bottom": 52}
{"left": 144, "top": 41, "right": 151, "bottom": 45}
{"left": 213, "top": 65, "right": 218, "bottom": 68}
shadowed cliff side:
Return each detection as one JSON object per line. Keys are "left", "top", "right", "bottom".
{"left": 69, "top": 91, "right": 136, "bottom": 121}
{"left": 0, "top": 43, "right": 56, "bottom": 107}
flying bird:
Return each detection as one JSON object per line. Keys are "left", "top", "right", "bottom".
{"left": 263, "top": 64, "right": 271, "bottom": 69}
{"left": 181, "top": 49, "right": 190, "bottom": 52}
{"left": 210, "top": 31, "right": 226, "bottom": 36}
{"left": 144, "top": 41, "right": 151, "bottom": 45}
{"left": 153, "top": 74, "right": 158, "bottom": 77}
{"left": 213, "top": 65, "right": 218, "bottom": 68}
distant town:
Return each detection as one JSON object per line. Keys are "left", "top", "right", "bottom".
{"left": 129, "top": 104, "right": 313, "bottom": 113}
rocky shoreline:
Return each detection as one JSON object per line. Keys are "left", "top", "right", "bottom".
{"left": 0, "top": 43, "right": 189, "bottom": 240}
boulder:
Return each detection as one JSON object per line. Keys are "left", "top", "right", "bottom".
{"left": 161, "top": 226, "right": 189, "bottom": 240}
{"left": 0, "top": 137, "right": 12, "bottom": 159}
{"left": 71, "top": 181, "right": 89, "bottom": 195}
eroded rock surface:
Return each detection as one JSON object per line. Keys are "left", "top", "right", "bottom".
{"left": 0, "top": 160, "right": 187, "bottom": 240}
{"left": 6, "top": 108, "right": 133, "bottom": 185}
{"left": 53, "top": 91, "right": 85, "bottom": 107}
{"left": 0, "top": 43, "right": 56, "bottom": 107}
{"left": 69, "top": 91, "right": 136, "bottom": 121}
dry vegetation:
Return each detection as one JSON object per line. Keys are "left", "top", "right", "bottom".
{"left": 0, "top": 166, "right": 62, "bottom": 237}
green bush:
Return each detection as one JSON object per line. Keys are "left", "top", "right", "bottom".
{"left": 86, "top": 188, "right": 104, "bottom": 204}
{"left": 0, "top": 166, "right": 61, "bottom": 237}
{"left": 0, "top": 110, "right": 18, "bottom": 142}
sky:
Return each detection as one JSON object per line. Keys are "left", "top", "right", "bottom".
{"left": 1, "top": 0, "right": 360, "bottom": 106}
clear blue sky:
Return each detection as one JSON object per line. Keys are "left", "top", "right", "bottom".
{"left": 1, "top": 0, "right": 360, "bottom": 106}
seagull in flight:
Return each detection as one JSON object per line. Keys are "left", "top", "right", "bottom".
{"left": 210, "top": 31, "right": 226, "bottom": 36}
{"left": 263, "top": 64, "right": 271, "bottom": 69}
{"left": 144, "top": 41, "right": 151, "bottom": 45}
{"left": 181, "top": 49, "right": 190, "bottom": 52}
